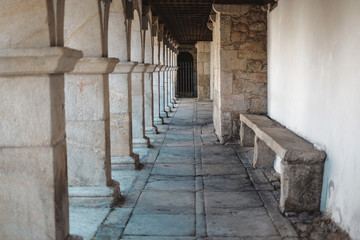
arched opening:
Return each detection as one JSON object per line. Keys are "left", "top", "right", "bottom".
{"left": 177, "top": 52, "right": 196, "bottom": 97}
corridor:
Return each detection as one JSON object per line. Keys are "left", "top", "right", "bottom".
{"left": 70, "top": 99, "right": 298, "bottom": 239}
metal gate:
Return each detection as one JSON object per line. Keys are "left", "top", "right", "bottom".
{"left": 177, "top": 52, "right": 196, "bottom": 97}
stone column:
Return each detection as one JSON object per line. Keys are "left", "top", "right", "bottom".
{"left": 210, "top": 42, "right": 214, "bottom": 101}
{"left": 65, "top": 58, "right": 121, "bottom": 206}
{"left": 167, "top": 50, "right": 174, "bottom": 109}
{"left": 0, "top": 48, "right": 82, "bottom": 240}
{"left": 64, "top": 0, "right": 121, "bottom": 205}
{"left": 153, "top": 65, "right": 164, "bottom": 124}
{"left": 164, "top": 66, "right": 172, "bottom": 113}
{"left": 110, "top": 62, "right": 142, "bottom": 169}
{"left": 196, "top": 41, "right": 211, "bottom": 100}
{"left": 211, "top": 4, "right": 268, "bottom": 143}
{"left": 108, "top": 1, "right": 140, "bottom": 169}
{"left": 132, "top": 64, "right": 152, "bottom": 147}
{"left": 173, "top": 67, "right": 179, "bottom": 102}
{"left": 144, "top": 65, "right": 159, "bottom": 133}
{"left": 159, "top": 65, "right": 169, "bottom": 118}
{"left": 170, "top": 52, "right": 178, "bottom": 104}
{"left": 0, "top": 1, "right": 83, "bottom": 239}
{"left": 168, "top": 67, "right": 174, "bottom": 105}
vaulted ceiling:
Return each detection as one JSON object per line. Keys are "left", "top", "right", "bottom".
{"left": 146, "top": 0, "right": 273, "bottom": 44}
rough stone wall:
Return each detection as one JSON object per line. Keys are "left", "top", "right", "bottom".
{"left": 213, "top": 5, "right": 267, "bottom": 142}
{"left": 196, "top": 41, "right": 211, "bottom": 100}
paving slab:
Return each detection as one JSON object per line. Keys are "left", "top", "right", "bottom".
{"left": 94, "top": 224, "right": 124, "bottom": 240}
{"left": 122, "top": 237, "right": 195, "bottom": 240}
{"left": 200, "top": 237, "right": 282, "bottom": 240}
{"left": 123, "top": 214, "right": 195, "bottom": 236}
{"left": 104, "top": 208, "right": 133, "bottom": 227}
{"left": 203, "top": 175, "right": 254, "bottom": 191}
{"left": 145, "top": 175, "right": 195, "bottom": 192}
{"left": 206, "top": 208, "right": 279, "bottom": 237}
{"left": 134, "top": 191, "right": 195, "bottom": 214}
{"left": 69, "top": 206, "right": 110, "bottom": 240}
{"left": 204, "top": 191, "right": 263, "bottom": 214}
{"left": 202, "top": 164, "right": 247, "bottom": 176}
{"left": 152, "top": 163, "right": 195, "bottom": 176}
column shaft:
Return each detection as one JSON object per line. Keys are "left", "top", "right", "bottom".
{"left": 132, "top": 64, "right": 151, "bottom": 147}
{"left": 65, "top": 58, "right": 121, "bottom": 205}
{"left": 0, "top": 47, "right": 82, "bottom": 240}
{"left": 144, "top": 65, "right": 158, "bottom": 133}
{"left": 109, "top": 62, "right": 141, "bottom": 169}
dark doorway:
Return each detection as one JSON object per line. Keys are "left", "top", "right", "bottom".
{"left": 177, "top": 52, "right": 196, "bottom": 97}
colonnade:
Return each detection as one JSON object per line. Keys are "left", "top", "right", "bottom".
{"left": 0, "top": 1, "right": 178, "bottom": 239}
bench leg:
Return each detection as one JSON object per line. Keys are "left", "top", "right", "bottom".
{"left": 253, "top": 136, "right": 276, "bottom": 168}
{"left": 280, "top": 161, "right": 324, "bottom": 212}
{"left": 240, "top": 122, "right": 255, "bottom": 147}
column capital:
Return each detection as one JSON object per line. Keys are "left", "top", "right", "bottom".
{"left": 133, "top": 63, "right": 150, "bottom": 73}
{"left": 146, "top": 64, "right": 158, "bottom": 73}
{"left": 159, "top": 65, "right": 167, "bottom": 72}
{"left": 72, "top": 57, "right": 119, "bottom": 74}
{"left": 112, "top": 61, "right": 138, "bottom": 74}
{"left": 0, "top": 47, "right": 83, "bottom": 76}
{"left": 153, "top": 65, "right": 162, "bottom": 72}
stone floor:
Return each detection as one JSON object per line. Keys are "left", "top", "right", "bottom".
{"left": 69, "top": 98, "right": 340, "bottom": 240}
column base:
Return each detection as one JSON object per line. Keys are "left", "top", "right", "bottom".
{"left": 161, "top": 111, "right": 170, "bottom": 118}
{"left": 68, "top": 180, "right": 121, "bottom": 207}
{"left": 112, "top": 152, "right": 142, "bottom": 170}
{"left": 154, "top": 117, "right": 164, "bottom": 125}
{"left": 66, "top": 235, "right": 83, "bottom": 240}
{"left": 165, "top": 106, "right": 172, "bottom": 112}
{"left": 133, "top": 136, "right": 152, "bottom": 148}
{"left": 146, "top": 125, "right": 159, "bottom": 134}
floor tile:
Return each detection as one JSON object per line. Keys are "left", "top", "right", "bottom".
{"left": 206, "top": 208, "right": 279, "bottom": 237}
{"left": 123, "top": 214, "right": 195, "bottom": 236}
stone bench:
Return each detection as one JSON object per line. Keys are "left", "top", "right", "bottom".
{"left": 239, "top": 114, "right": 326, "bottom": 213}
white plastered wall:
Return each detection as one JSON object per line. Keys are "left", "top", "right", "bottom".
{"left": 268, "top": 1, "right": 360, "bottom": 238}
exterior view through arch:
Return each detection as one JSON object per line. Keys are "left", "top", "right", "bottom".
{"left": 177, "top": 52, "right": 196, "bottom": 97}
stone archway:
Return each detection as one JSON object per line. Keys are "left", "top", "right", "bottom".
{"left": 177, "top": 52, "right": 196, "bottom": 97}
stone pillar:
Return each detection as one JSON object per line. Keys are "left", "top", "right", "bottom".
{"left": 153, "top": 65, "right": 164, "bottom": 124}
{"left": 64, "top": 0, "right": 121, "bottom": 205}
{"left": 211, "top": 5, "right": 267, "bottom": 143}
{"left": 167, "top": 50, "right": 174, "bottom": 109}
{"left": 108, "top": 1, "right": 140, "bottom": 169}
{"left": 164, "top": 65, "right": 171, "bottom": 113}
{"left": 65, "top": 58, "right": 121, "bottom": 206}
{"left": 132, "top": 64, "right": 152, "bottom": 147}
{"left": 172, "top": 67, "right": 179, "bottom": 103}
{"left": 0, "top": 1, "right": 84, "bottom": 239}
{"left": 109, "top": 62, "right": 141, "bottom": 169}
{"left": 0, "top": 47, "right": 82, "bottom": 240}
{"left": 169, "top": 67, "right": 175, "bottom": 105}
{"left": 144, "top": 65, "right": 159, "bottom": 133}
{"left": 196, "top": 41, "right": 211, "bottom": 100}
{"left": 171, "top": 52, "right": 178, "bottom": 104}
{"left": 159, "top": 66, "right": 169, "bottom": 118}
{"left": 210, "top": 42, "right": 214, "bottom": 101}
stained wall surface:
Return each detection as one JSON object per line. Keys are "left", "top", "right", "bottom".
{"left": 268, "top": 1, "right": 360, "bottom": 238}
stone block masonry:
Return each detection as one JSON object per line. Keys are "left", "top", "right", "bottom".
{"left": 212, "top": 4, "right": 267, "bottom": 143}
{"left": 196, "top": 41, "right": 211, "bottom": 100}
